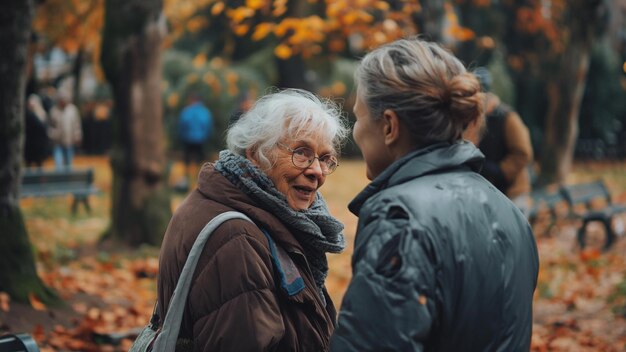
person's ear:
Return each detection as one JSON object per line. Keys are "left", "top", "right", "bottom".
{"left": 246, "top": 148, "right": 260, "bottom": 167}
{"left": 382, "top": 109, "right": 401, "bottom": 147}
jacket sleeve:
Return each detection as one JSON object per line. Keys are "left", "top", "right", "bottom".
{"left": 191, "top": 234, "right": 285, "bottom": 352}
{"left": 499, "top": 112, "right": 533, "bottom": 182}
{"left": 331, "top": 203, "right": 438, "bottom": 351}
{"left": 69, "top": 104, "right": 82, "bottom": 144}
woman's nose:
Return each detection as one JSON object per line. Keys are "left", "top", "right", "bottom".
{"left": 304, "top": 158, "right": 324, "bottom": 178}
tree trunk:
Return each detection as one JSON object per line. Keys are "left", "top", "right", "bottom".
{"left": 72, "top": 46, "right": 84, "bottom": 107}
{"left": 101, "top": 0, "right": 171, "bottom": 247}
{"left": 416, "top": 0, "right": 445, "bottom": 42}
{"left": 537, "top": 0, "right": 609, "bottom": 185}
{"left": 276, "top": 0, "right": 317, "bottom": 90}
{"left": 539, "top": 46, "right": 591, "bottom": 184}
{"left": 0, "top": 0, "right": 59, "bottom": 305}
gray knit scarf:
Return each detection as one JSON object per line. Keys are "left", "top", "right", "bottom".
{"left": 215, "top": 150, "right": 345, "bottom": 302}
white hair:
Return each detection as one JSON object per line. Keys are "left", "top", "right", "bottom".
{"left": 226, "top": 88, "right": 349, "bottom": 168}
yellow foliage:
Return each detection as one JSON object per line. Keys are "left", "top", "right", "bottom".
{"left": 61, "top": 38, "right": 80, "bottom": 53}
{"left": 373, "top": 31, "right": 387, "bottom": 44}
{"left": 328, "top": 38, "right": 345, "bottom": 52}
{"left": 444, "top": 3, "right": 475, "bottom": 42}
{"left": 234, "top": 24, "right": 250, "bottom": 36}
{"left": 211, "top": 2, "right": 225, "bottom": 16}
{"left": 252, "top": 23, "right": 274, "bottom": 41}
{"left": 192, "top": 53, "right": 207, "bottom": 68}
{"left": 273, "top": 5, "right": 287, "bottom": 17}
{"left": 326, "top": 2, "right": 346, "bottom": 18}
{"left": 227, "top": 6, "right": 255, "bottom": 24}
{"left": 273, "top": 0, "right": 287, "bottom": 16}
{"left": 449, "top": 26, "right": 475, "bottom": 41}
{"left": 478, "top": 36, "right": 495, "bottom": 49}
{"left": 167, "top": 93, "right": 180, "bottom": 108}
{"left": 274, "top": 44, "right": 292, "bottom": 60}
{"left": 374, "top": 1, "right": 390, "bottom": 11}
{"left": 177, "top": 2, "right": 197, "bottom": 21}
{"left": 302, "top": 44, "right": 321, "bottom": 58}
{"left": 228, "top": 81, "right": 239, "bottom": 97}
{"left": 186, "top": 16, "right": 209, "bottom": 33}
{"left": 331, "top": 81, "right": 346, "bottom": 96}
{"left": 226, "top": 71, "right": 239, "bottom": 83}
{"left": 203, "top": 72, "right": 222, "bottom": 94}
{"left": 274, "top": 18, "right": 299, "bottom": 37}
{"left": 246, "top": 0, "right": 265, "bottom": 11}
{"left": 343, "top": 12, "right": 359, "bottom": 26}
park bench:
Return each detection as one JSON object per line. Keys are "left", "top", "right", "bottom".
{"left": 20, "top": 168, "right": 100, "bottom": 214}
{"left": 560, "top": 180, "right": 626, "bottom": 250}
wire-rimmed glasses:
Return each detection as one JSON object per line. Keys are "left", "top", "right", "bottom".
{"left": 279, "top": 144, "right": 339, "bottom": 175}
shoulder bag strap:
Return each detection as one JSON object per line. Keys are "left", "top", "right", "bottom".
{"left": 152, "top": 211, "right": 253, "bottom": 352}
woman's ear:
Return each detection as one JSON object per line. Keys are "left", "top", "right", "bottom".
{"left": 245, "top": 148, "right": 260, "bottom": 166}
{"left": 382, "top": 109, "right": 401, "bottom": 147}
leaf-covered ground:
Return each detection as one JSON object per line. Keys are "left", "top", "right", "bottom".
{"left": 1, "top": 156, "right": 626, "bottom": 351}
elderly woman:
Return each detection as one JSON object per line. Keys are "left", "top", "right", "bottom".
{"left": 158, "top": 89, "right": 349, "bottom": 351}
{"left": 330, "top": 38, "right": 539, "bottom": 351}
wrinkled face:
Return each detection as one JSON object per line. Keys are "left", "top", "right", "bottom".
{"left": 353, "top": 88, "right": 391, "bottom": 180}
{"left": 263, "top": 136, "right": 335, "bottom": 210}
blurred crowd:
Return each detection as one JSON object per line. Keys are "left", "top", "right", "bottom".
{"left": 23, "top": 85, "right": 112, "bottom": 169}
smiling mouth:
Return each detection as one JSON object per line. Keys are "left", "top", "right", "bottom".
{"left": 293, "top": 185, "right": 315, "bottom": 197}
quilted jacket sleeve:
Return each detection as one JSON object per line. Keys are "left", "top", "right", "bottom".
{"left": 331, "top": 202, "right": 438, "bottom": 352}
{"left": 189, "top": 233, "right": 285, "bottom": 352}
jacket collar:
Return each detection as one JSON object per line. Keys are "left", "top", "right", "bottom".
{"left": 196, "top": 163, "right": 305, "bottom": 253}
{"left": 348, "top": 141, "right": 484, "bottom": 216}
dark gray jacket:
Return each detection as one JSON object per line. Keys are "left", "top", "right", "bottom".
{"left": 331, "top": 142, "right": 539, "bottom": 352}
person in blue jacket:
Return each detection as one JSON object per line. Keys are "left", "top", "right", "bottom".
{"left": 178, "top": 93, "right": 213, "bottom": 188}
{"left": 330, "top": 38, "right": 539, "bottom": 351}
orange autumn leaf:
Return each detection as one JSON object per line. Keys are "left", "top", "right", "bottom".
{"left": 186, "top": 16, "right": 208, "bottom": 33}
{"left": 374, "top": 1, "right": 390, "bottom": 11}
{"left": 233, "top": 24, "right": 250, "bottom": 36}
{"left": 29, "top": 292, "right": 47, "bottom": 311}
{"left": 246, "top": 0, "right": 265, "bottom": 11}
{"left": 211, "top": 2, "right": 225, "bottom": 16}
{"left": 274, "top": 44, "right": 292, "bottom": 59}
{"left": 252, "top": 22, "right": 274, "bottom": 41}
{"left": 192, "top": 53, "right": 207, "bottom": 68}
{"left": 579, "top": 248, "right": 601, "bottom": 262}
{"left": 227, "top": 6, "right": 255, "bottom": 24}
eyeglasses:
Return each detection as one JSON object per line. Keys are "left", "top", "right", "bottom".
{"left": 279, "top": 144, "right": 339, "bottom": 175}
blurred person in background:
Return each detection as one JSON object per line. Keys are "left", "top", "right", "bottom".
{"left": 176, "top": 92, "right": 213, "bottom": 190}
{"left": 331, "top": 38, "right": 539, "bottom": 351}
{"left": 465, "top": 67, "right": 534, "bottom": 215}
{"left": 48, "top": 92, "right": 82, "bottom": 169}
{"left": 23, "top": 94, "right": 51, "bottom": 168}
{"left": 158, "top": 89, "right": 349, "bottom": 351}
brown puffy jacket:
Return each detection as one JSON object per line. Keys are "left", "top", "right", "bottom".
{"left": 157, "top": 163, "right": 337, "bottom": 352}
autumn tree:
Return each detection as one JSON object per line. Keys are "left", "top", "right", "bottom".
{"left": 500, "top": 0, "right": 611, "bottom": 184}
{"left": 0, "top": 0, "right": 58, "bottom": 305}
{"left": 101, "top": 0, "right": 171, "bottom": 246}
{"left": 33, "top": 0, "right": 104, "bottom": 105}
